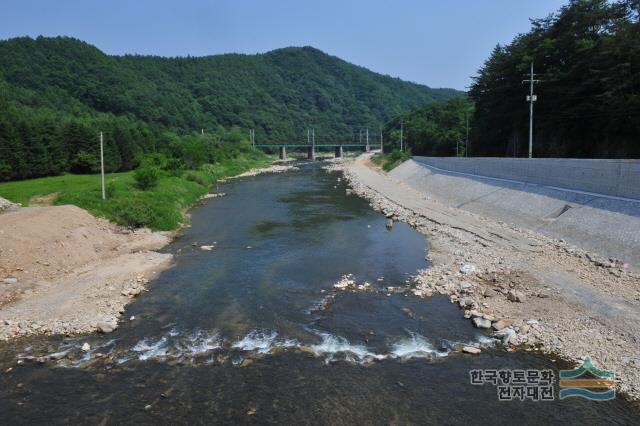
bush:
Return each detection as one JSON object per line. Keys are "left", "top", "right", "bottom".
{"left": 134, "top": 166, "right": 159, "bottom": 190}
{"left": 163, "top": 158, "right": 183, "bottom": 176}
{"left": 105, "top": 180, "right": 117, "bottom": 198}
{"left": 184, "top": 170, "right": 207, "bottom": 186}
{"left": 112, "top": 198, "right": 158, "bottom": 228}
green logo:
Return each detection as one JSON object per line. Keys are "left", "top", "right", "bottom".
{"left": 559, "top": 357, "right": 615, "bottom": 401}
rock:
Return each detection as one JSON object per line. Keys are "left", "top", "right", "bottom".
{"left": 494, "top": 328, "right": 517, "bottom": 345}
{"left": 519, "top": 324, "right": 530, "bottom": 334}
{"left": 452, "top": 343, "right": 465, "bottom": 352}
{"left": 472, "top": 317, "right": 492, "bottom": 329}
{"left": 386, "top": 219, "right": 393, "bottom": 229}
{"left": 462, "top": 346, "right": 481, "bottom": 355}
{"left": 483, "top": 288, "right": 498, "bottom": 298}
{"left": 200, "top": 245, "right": 215, "bottom": 251}
{"left": 401, "top": 308, "right": 415, "bottom": 319}
{"left": 459, "top": 282, "right": 473, "bottom": 293}
{"left": 492, "top": 319, "right": 514, "bottom": 331}
{"left": 81, "top": 342, "right": 91, "bottom": 352}
{"left": 97, "top": 321, "right": 117, "bottom": 333}
{"left": 459, "top": 297, "right": 475, "bottom": 309}
{"left": 128, "top": 287, "right": 142, "bottom": 297}
{"left": 460, "top": 264, "right": 476, "bottom": 275}
{"left": 507, "top": 290, "right": 526, "bottom": 303}
{"left": 0, "top": 196, "right": 17, "bottom": 213}
{"left": 2, "top": 277, "right": 18, "bottom": 284}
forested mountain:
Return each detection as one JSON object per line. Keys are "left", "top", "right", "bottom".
{"left": 382, "top": 96, "right": 474, "bottom": 156}
{"left": 0, "top": 36, "right": 459, "bottom": 180}
{"left": 468, "top": 0, "right": 640, "bottom": 158}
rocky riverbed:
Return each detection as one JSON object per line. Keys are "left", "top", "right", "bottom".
{"left": 328, "top": 155, "right": 640, "bottom": 401}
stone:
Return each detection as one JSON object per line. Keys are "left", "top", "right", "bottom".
{"left": 459, "top": 297, "right": 475, "bottom": 309}
{"left": 97, "top": 321, "right": 117, "bottom": 333}
{"left": 459, "top": 282, "right": 473, "bottom": 293}
{"left": 386, "top": 219, "right": 393, "bottom": 229}
{"left": 462, "top": 346, "right": 481, "bottom": 355}
{"left": 460, "top": 264, "right": 476, "bottom": 275}
{"left": 492, "top": 319, "right": 514, "bottom": 331}
{"left": 81, "top": 342, "right": 91, "bottom": 352}
{"left": 494, "top": 328, "right": 517, "bottom": 345}
{"left": 472, "top": 317, "right": 492, "bottom": 329}
{"left": 2, "top": 277, "right": 18, "bottom": 284}
{"left": 200, "top": 245, "right": 215, "bottom": 251}
{"left": 507, "top": 290, "right": 526, "bottom": 303}
{"left": 483, "top": 288, "right": 498, "bottom": 298}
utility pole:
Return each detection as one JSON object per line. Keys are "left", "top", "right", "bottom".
{"left": 400, "top": 121, "right": 404, "bottom": 152}
{"left": 307, "top": 128, "right": 310, "bottom": 145}
{"left": 465, "top": 112, "right": 469, "bottom": 157}
{"left": 99, "top": 132, "right": 105, "bottom": 200}
{"left": 312, "top": 128, "right": 315, "bottom": 146}
{"left": 380, "top": 127, "right": 383, "bottom": 154}
{"left": 366, "top": 128, "right": 369, "bottom": 150}
{"left": 523, "top": 62, "right": 540, "bottom": 158}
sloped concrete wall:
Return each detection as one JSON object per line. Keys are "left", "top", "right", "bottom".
{"left": 413, "top": 157, "right": 640, "bottom": 200}
{"left": 390, "top": 159, "right": 640, "bottom": 267}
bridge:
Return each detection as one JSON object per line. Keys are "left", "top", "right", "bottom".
{"left": 254, "top": 142, "right": 378, "bottom": 160}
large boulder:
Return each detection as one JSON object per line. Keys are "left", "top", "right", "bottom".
{"left": 0, "top": 197, "right": 17, "bottom": 213}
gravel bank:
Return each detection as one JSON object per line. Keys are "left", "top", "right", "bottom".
{"left": 329, "top": 155, "right": 640, "bottom": 400}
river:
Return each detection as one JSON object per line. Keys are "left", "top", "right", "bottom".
{"left": 0, "top": 162, "right": 637, "bottom": 424}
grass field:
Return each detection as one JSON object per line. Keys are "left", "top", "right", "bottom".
{"left": 0, "top": 153, "right": 273, "bottom": 230}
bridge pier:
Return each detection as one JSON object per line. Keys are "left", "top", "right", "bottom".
{"left": 307, "top": 146, "right": 315, "bottom": 160}
{"left": 335, "top": 145, "right": 343, "bottom": 158}
{"left": 279, "top": 146, "right": 286, "bottom": 160}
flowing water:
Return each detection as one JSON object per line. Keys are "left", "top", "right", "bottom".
{"left": 0, "top": 162, "right": 637, "bottom": 424}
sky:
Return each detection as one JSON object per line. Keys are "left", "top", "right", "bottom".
{"left": 1, "top": 0, "right": 568, "bottom": 90}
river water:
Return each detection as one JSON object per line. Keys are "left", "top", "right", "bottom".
{"left": 0, "top": 162, "right": 637, "bottom": 424}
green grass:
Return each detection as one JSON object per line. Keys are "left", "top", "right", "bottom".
{"left": 0, "top": 153, "right": 274, "bottom": 231}
{"left": 371, "top": 149, "right": 411, "bottom": 171}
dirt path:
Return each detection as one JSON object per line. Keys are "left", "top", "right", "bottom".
{"left": 333, "top": 155, "right": 640, "bottom": 400}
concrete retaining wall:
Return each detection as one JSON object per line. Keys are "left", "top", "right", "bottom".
{"left": 390, "top": 159, "right": 640, "bottom": 268}
{"left": 413, "top": 157, "right": 640, "bottom": 200}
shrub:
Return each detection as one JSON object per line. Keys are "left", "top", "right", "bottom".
{"left": 184, "top": 170, "right": 207, "bottom": 186}
{"left": 134, "top": 166, "right": 159, "bottom": 190}
{"left": 163, "top": 158, "right": 184, "bottom": 176}
{"left": 112, "top": 198, "right": 158, "bottom": 228}
{"left": 105, "top": 180, "right": 117, "bottom": 198}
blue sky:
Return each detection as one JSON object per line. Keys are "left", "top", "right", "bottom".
{"left": 1, "top": 0, "right": 567, "bottom": 90}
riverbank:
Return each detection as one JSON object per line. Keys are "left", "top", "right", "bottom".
{"left": 0, "top": 160, "right": 289, "bottom": 342}
{"left": 0, "top": 153, "right": 274, "bottom": 231}
{"left": 331, "top": 154, "right": 640, "bottom": 401}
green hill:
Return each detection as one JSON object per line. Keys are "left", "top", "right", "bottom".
{"left": 0, "top": 36, "right": 460, "bottom": 180}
